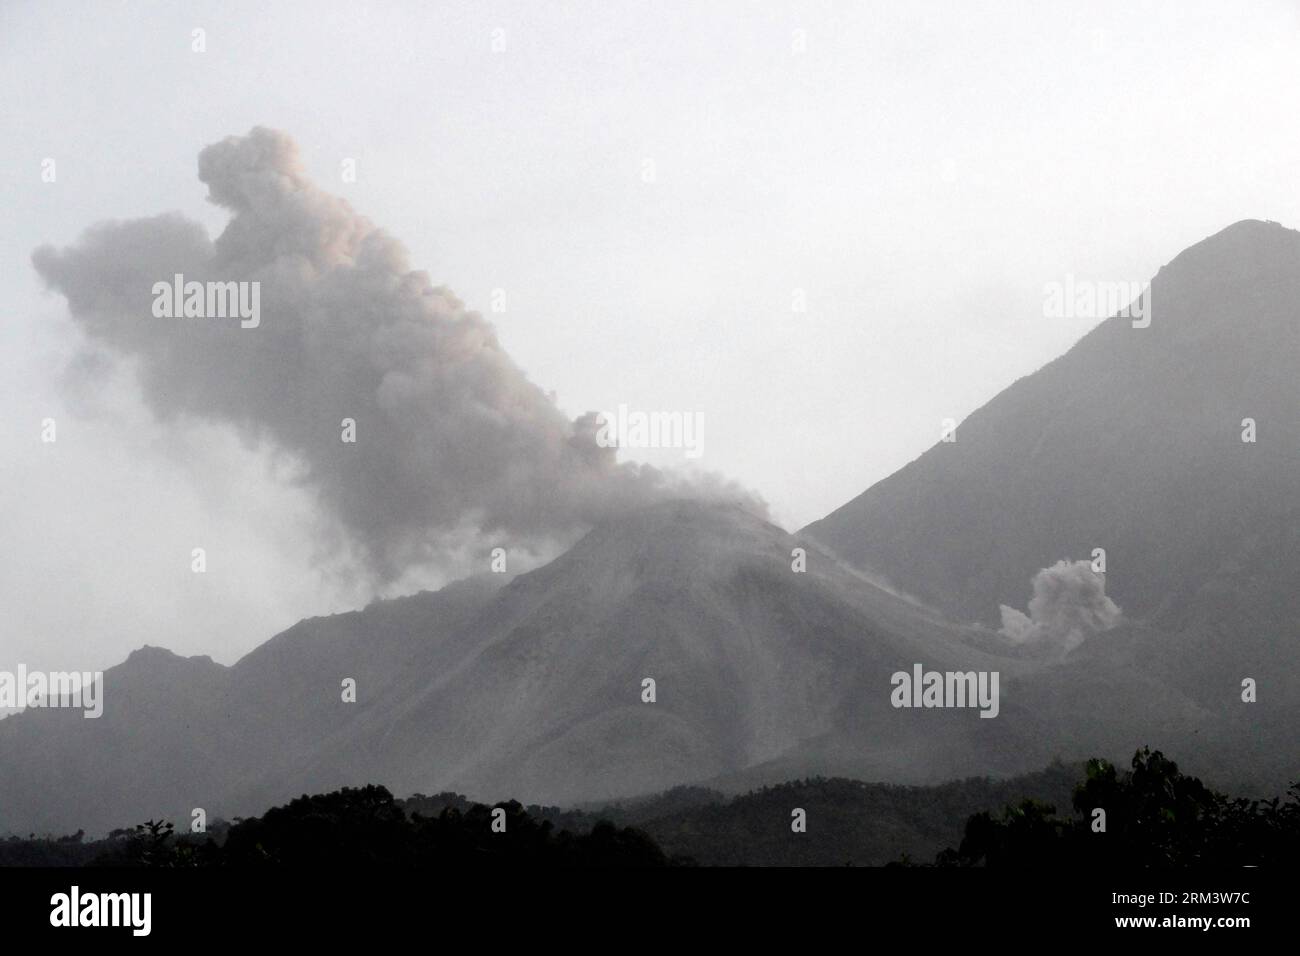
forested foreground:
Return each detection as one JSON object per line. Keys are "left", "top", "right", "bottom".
{"left": 3, "top": 749, "right": 1296, "bottom": 867}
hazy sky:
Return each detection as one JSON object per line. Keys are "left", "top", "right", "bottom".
{"left": 4, "top": 0, "right": 1300, "bottom": 673}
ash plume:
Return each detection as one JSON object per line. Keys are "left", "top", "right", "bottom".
{"left": 32, "top": 127, "right": 765, "bottom": 580}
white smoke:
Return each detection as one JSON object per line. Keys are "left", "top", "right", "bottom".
{"left": 33, "top": 128, "right": 765, "bottom": 581}
{"left": 998, "top": 559, "right": 1122, "bottom": 653}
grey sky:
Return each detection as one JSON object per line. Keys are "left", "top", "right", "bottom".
{"left": 4, "top": 0, "right": 1300, "bottom": 673}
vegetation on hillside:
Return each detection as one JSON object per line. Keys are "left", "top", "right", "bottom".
{"left": 3, "top": 750, "right": 1294, "bottom": 867}
{"left": 935, "top": 748, "right": 1300, "bottom": 867}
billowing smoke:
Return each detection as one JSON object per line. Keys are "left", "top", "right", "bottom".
{"left": 998, "top": 559, "right": 1122, "bottom": 653}
{"left": 33, "top": 127, "right": 765, "bottom": 581}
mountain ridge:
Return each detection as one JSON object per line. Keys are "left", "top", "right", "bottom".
{"left": 3, "top": 221, "right": 1297, "bottom": 835}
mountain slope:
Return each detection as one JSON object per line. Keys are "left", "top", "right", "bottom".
{"left": 0, "top": 500, "right": 1043, "bottom": 834}
{"left": 0, "top": 496, "right": 1286, "bottom": 835}
{"left": 0, "top": 577, "right": 507, "bottom": 835}
{"left": 4, "top": 221, "right": 1297, "bottom": 836}
{"left": 803, "top": 219, "right": 1300, "bottom": 693}
{"left": 316, "top": 500, "right": 1030, "bottom": 806}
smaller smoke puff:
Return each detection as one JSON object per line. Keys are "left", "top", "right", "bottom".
{"left": 999, "top": 559, "right": 1122, "bottom": 653}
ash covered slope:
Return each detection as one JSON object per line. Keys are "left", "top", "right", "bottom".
{"left": 0, "top": 501, "right": 1031, "bottom": 834}
{"left": 315, "top": 499, "right": 1032, "bottom": 806}
{"left": 0, "top": 495, "right": 1278, "bottom": 836}
{"left": 297, "top": 498, "right": 1277, "bottom": 807}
